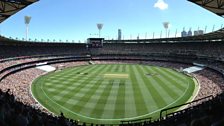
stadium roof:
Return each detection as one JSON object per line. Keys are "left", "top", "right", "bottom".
{"left": 104, "top": 28, "right": 224, "bottom": 43}
{"left": 189, "top": 0, "right": 224, "bottom": 17}
{"left": 0, "top": 0, "right": 38, "bottom": 23}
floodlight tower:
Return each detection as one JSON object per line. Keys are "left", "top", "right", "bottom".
{"left": 97, "top": 23, "right": 103, "bottom": 38}
{"left": 25, "top": 16, "right": 31, "bottom": 41}
{"left": 163, "top": 22, "right": 170, "bottom": 38}
{"left": 204, "top": 26, "right": 207, "bottom": 34}
{"left": 175, "top": 29, "right": 177, "bottom": 38}
{"left": 212, "top": 25, "right": 215, "bottom": 32}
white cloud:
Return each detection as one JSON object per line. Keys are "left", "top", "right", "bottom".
{"left": 154, "top": 0, "right": 168, "bottom": 10}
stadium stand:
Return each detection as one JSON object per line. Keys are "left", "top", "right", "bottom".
{"left": 0, "top": 37, "right": 224, "bottom": 125}
{"left": 0, "top": 26, "right": 224, "bottom": 126}
{"left": 0, "top": 36, "right": 88, "bottom": 59}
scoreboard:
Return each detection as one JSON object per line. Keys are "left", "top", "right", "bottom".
{"left": 87, "top": 38, "right": 104, "bottom": 48}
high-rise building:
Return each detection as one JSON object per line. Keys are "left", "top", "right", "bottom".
{"left": 118, "top": 29, "right": 122, "bottom": 40}
{"left": 194, "top": 31, "right": 198, "bottom": 36}
{"left": 194, "top": 30, "right": 204, "bottom": 36}
{"left": 181, "top": 29, "right": 187, "bottom": 37}
{"left": 188, "top": 29, "right": 192, "bottom": 36}
{"left": 198, "top": 30, "right": 204, "bottom": 35}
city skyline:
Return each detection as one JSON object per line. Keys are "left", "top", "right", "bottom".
{"left": 0, "top": 0, "right": 223, "bottom": 42}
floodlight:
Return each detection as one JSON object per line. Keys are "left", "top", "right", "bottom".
{"left": 24, "top": 16, "right": 31, "bottom": 41}
{"left": 97, "top": 23, "right": 103, "bottom": 38}
{"left": 163, "top": 22, "right": 170, "bottom": 38}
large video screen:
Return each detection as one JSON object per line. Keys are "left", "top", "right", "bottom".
{"left": 87, "top": 38, "right": 104, "bottom": 48}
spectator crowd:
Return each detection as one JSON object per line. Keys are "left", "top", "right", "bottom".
{"left": 0, "top": 40, "right": 224, "bottom": 125}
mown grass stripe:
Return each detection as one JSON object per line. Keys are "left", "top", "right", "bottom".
{"left": 89, "top": 80, "right": 114, "bottom": 118}
{"left": 146, "top": 66, "right": 184, "bottom": 96}
{"left": 129, "top": 65, "right": 149, "bottom": 116}
{"left": 43, "top": 65, "right": 98, "bottom": 91}
{"left": 114, "top": 64, "right": 120, "bottom": 72}
{"left": 124, "top": 64, "right": 137, "bottom": 118}
{"left": 122, "top": 64, "right": 126, "bottom": 72}
{"left": 163, "top": 68, "right": 188, "bottom": 83}
{"left": 114, "top": 79, "right": 125, "bottom": 119}
{"left": 50, "top": 65, "right": 90, "bottom": 78}
{"left": 107, "top": 64, "right": 114, "bottom": 72}
{"left": 101, "top": 80, "right": 120, "bottom": 119}
{"left": 57, "top": 65, "right": 107, "bottom": 104}
{"left": 88, "top": 64, "right": 117, "bottom": 118}
{"left": 32, "top": 76, "right": 62, "bottom": 113}
{"left": 76, "top": 65, "right": 115, "bottom": 120}
{"left": 74, "top": 65, "right": 114, "bottom": 115}
{"left": 98, "top": 64, "right": 122, "bottom": 119}
{"left": 134, "top": 65, "right": 167, "bottom": 108}
{"left": 77, "top": 81, "right": 107, "bottom": 120}
{"left": 70, "top": 79, "right": 104, "bottom": 114}
{"left": 151, "top": 67, "right": 186, "bottom": 91}
{"left": 48, "top": 65, "right": 102, "bottom": 100}
{"left": 143, "top": 66, "right": 179, "bottom": 100}
{"left": 117, "top": 64, "right": 121, "bottom": 72}
{"left": 110, "top": 64, "right": 118, "bottom": 72}
{"left": 124, "top": 79, "right": 137, "bottom": 118}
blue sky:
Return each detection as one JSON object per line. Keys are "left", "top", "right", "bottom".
{"left": 0, "top": 0, "right": 223, "bottom": 42}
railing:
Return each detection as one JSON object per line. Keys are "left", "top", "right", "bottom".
{"left": 160, "top": 95, "right": 213, "bottom": 120}
{"left": 120, "top": 117, "right": 152, "bottom": 125}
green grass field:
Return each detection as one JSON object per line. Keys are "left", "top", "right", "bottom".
{"left": 31, "top": 64, "right": 198, "bottom": 124}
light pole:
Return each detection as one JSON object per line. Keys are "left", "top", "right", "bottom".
{"left": 97, "top": 23, "right": 103, "bottom": 38}
{"left": 175, "top": 29, "right": 177, "bottom": 38}
{"left": 168, "top": 30, "right": 170, "bottom": 38}
{"left": 25, "top": 16, "right": 31, "bottom": 41}
{"left": 160, "top": 31, "right": 162, "bottom": 38}
{"left": 204, "top": 26, "right": 207, "bottom": 34}
{"left": 163, "top": 22, "right": 170, "bottom": 38}
{"left": 212, "top": 25, "right": 215, "bottom": 32}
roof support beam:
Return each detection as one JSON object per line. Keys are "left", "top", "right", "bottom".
{"left": 0, "top": 0, "right": 38, "bottom": 23}
{"left": 189, "top": 0, "right": 224, "bottom": 17}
